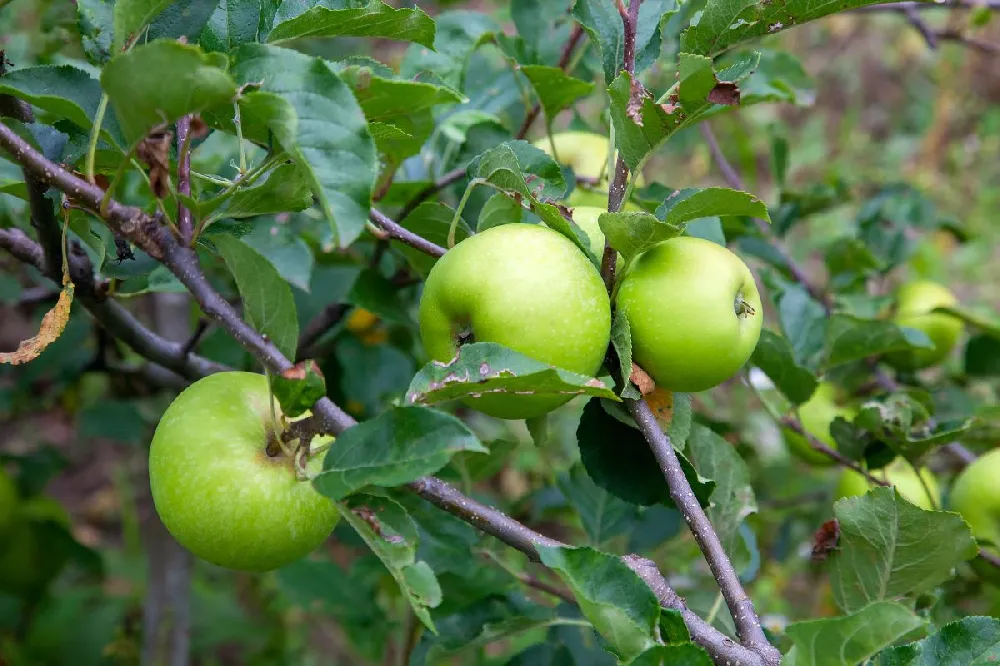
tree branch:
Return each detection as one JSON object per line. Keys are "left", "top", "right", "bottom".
{"left": 176, "top": 116, "right": 194, "bottom": 245}
{"left": 629, "top": 399, "right": 781, "bottom": 666}
{"left": 778, "top": 415, "right": 891, "bottom": 487}
{"left": 369, "top": 208, "right": 446, "bottom": 258}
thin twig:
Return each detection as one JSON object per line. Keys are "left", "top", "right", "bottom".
{"left": 369, "top": 208, "right": 446, "bottom": 258}
{"left": 514, "top": 24, "right": 586, "bottom": 138}
{"left": 778, "top": 416, "right": 892, "bottom": 487}
{"left": 629, "top": 399, "right": 781, "bottom": 666}
{"left": 176, "top": 116, "right": 194, "bottom": 245}
{"left": 180, "top": 318, "right": 209, "bottom": 357}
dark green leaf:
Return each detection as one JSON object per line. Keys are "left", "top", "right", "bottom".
{"left": 148, "top": 0, "right": 219, "bottom": 41}
{"left": 267, "top": 0, "right": 436, "bottom": 48}
{"left": 395, "top": 203, "right": 471, "bottom": 277}
{"left": 272, "top": 360, "right": 326, "bottom": 418}
{"left": 738, "top": 49, "right": 815, "bottom": 107}
{"left": 211, "top": 233, "right": 299, "bottom": 361}
{"left": 205, "top": 162, "right": 313, "bottom": 224}
{"left": 405, "top": 343, "right": 618, "bottom": 407}
{"left": 337, "top": 493, "right": 441, "bottom": 631}
{"left": 425, "top": 602, "right": 564, "bottom": 661}
{"left": 607, "top": 72, "right": 674, "bottom": 171}
{"left": 966, "top": 335, "right": 1000, "bottom": 377}
{"left": 776, "top": 282, "right": 828, "bottom": 371}
{"left": 538, "top": 545, "right": 658, "bottom": 661}
{"left": 935, "top": 305, "right": 1000, "bottom": 339}
{"left": 599, "top": 211, "right": 683, "bottom": 265}
{"left": 577, "top": 399, "right": 713, "bottom": 507}
{"left": 468, "top": 141, "right": 566, "bottom": 202}
{"left": 229, "top": 44, "right": 377, "bottom": 247}
{"left": 77, "top": 0, "right": 113, "bottom": 64}
{"left": 611, "top": 309, "right": 640, "bottom": 399}
{"left": 335, "top": 337, "right": 414, "bottom": 417}
{"left": 400, "top": 10, "right": 498, "bottom": 89}
{"left": 238, "top": 218, "right": 315, "bottom": 292}
{"left": 824, "top": 315, "right": 934, "bottom": 368}
{"left": 873, "top": 616, "right": 1000, "bottom": 665}
{"left": 521, "top": 66, "right": 595, "bottom": 120}
{"left": 751, "top": 329, "right": 817, "bottom": 405}
{"left": 392, "top": 492, "right": 481, "bottom": 575}
{"left": 830, "top": 486, "right": 978, "bottom": 613}
{"left": 315, "top": 406, "right": 486, "bottom": 500}
{"left": 101, "top": 41, "right": 237, "bottom": 145}
{"left": 201, "top": 0, "right": 264, "bottom": 52}
{"left": 113, "top": 0, "right": 173, "bottom": 51}
{"left": 557, "top": 465, "right": 637, "bottom": 545}
{"left": 478, "top": 192, "right": 525, "bottom": 231}
{"left": 572, "top": 0, "right": 626, "bottom": 84}
{"left": 784, "top": 602, "right": 924, "bottom": 666}
{"left": 656, "top": 187, "right": 770, "bottom": 226}
{"left": 628, "top": 644, "right": 713, "bottom": 666}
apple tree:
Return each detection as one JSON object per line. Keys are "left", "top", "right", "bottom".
{"left": 0, "top": 0, "right": 999, "bottom": 664}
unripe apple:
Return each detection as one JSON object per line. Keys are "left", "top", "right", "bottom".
{"left": 614, "top": 237, "right": 763, "bottom": 392}
{"left": 0, "top": 467, "right": 17, "bottom": 537}
{"left": 419, "top": 223, "right": 611, "bottom": 419}
{"left": 835, "top": 460, "right": 940, "bottom": 510}
{"left": 885, "top": 280, "right": 963, "bottom": 370}
{"left": 532, "top": 131, "right": 644, "bottom": 209}
{"left": 950, "top": 449, "right": 1000, "bottom": 553}
{"left": 783, "top": 382, "right": 856, "bottom": 466}
{"left": 148, "top": 372, "right": 341, "bottom": 571}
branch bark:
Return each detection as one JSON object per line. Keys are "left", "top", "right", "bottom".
{"left": 369, "top": 208, "right": 446, "bottom": 258}
{"left": 176, "top": 116, "right": 194, "bottom": 245}
{"left": 630, "top": 399, "right": 781, "bottom": 666}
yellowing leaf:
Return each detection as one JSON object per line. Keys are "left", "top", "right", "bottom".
{"left": 0, "top": 282, "right": 74, "bottom": 365}
{"left": 644, "top": 387, "right": 674, "bottom": 430}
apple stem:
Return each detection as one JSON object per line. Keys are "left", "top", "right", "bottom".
{"left": 735, "top": 296, "right": 756, "bottom": 318}
{"left": 448, "top": 178, "right": 483, "bottom": 248}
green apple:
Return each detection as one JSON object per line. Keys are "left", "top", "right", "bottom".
{"left": 148, "top": 372, "right": 340, "bottom": 572}
{"left": 835, "top": 460, "right": 940, "bottom": 510}
{"left": 532, "top": 131, "right": 644, "bottom": 209}
{"left": 783, "top": 382, "right": 856, "bottom": 466}
{"left": 951, "top": 449, "right": 1000, "bottom": 553}
{"left": 419, "top": 223, "right": 611, "bottom": 419}
{"left": 614, "top": 237, "right": 763, "bottom": 392}
{"left": 0, "top": 467, "right": 17, "bottom": 537}
{"left": 885, "top": 280, "right": 963, "bottom": 370}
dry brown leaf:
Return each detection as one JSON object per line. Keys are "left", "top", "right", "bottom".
{"left": 643, "top": 386, "right": 674, "bottom": 430}
{"left": 0, "top": 282, "right": 75, "bottom": 365}
{"left": 630, "top": 362, "right": 656, "bottom": 395}
{"left": 136, "top": 125, "right": 174, "bottom": 198}
{"left": 707, "top": 82, "right": 740, "bottom": 106}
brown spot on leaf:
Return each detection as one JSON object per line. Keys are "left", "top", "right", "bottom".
{"left": 643, "top": 387, "right": 675, "bottom": 430}
{"left": 281, "top": 359, "right": 324, "bottom": 381}
{"left": 630, "top": 362, "right": 656, "bottom": 395}
{"left": 189, "top": 115, "right": 209, "bottom": 139}
{"left": 0, "top": 282, "right": 74, "bottom": 365}
{"left": 136, "top": 125, "right": 174, "bottom": 198}
{"left": 627, "top": 76, "right": 650, "bottom": 126}
{"left": 707, "top": 83, "right": 740, "bottom": 106}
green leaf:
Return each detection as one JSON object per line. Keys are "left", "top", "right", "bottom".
{"left": 599, "top": 212, "right": 683, "bottom": 265}
{"left": 405, "top": 342, "right": 618, "bottom": 407}
{"left": 572, "top": 0, "right": 677, "bottom": 82}
{"left": 0, "top": 65, "right": 122, "bottom": 148}
{"left": 775, "top": 281, "right": 828, "bottom": 371}
{"left": 873, "top": 616, "right": 1000, "bottom": 665}
{"left": 205, "top": 161, "right": 313, "bottom": 224}
{"left": 628, "top": 644, "right": 713, "bottom": 666}
{"left": 113, "top": 0, "right": 173, "bottom": 51}
{"left": 966, "top": 335, "right": 1000, "bottom": 377}
{"left": 315, "top": 406, "right": 486, "bottom": 501}
{"left": 336, "top": 493, "right": 442, "bottom": 631}
{"left": 101, "top": 41, "right": 237, "bottom": 145}
{"left": 607, "top": 72, "right": 674, "bottom": 171}
{"left": 267, "top": 0, "right": 436, "bottom": 47}
{"left": 520, "top": 66, "right": 595, "bottom": 120}
{"left": 829, "top": 486, "right": 978, "bottom": 613}
{"left": 210, "top": 233, "right": 299, "bottom": 361}
{"left": 657, "top": 187, "right": 770, "bottom": 226}
{"left": 423, "top": 600, "right": 565, "bottom": 662}
{"left": 229, "top": 44, "right": 377, "bottom": 247}
{"left": 400, "top": 10, "right": 499, "bottom": 89}
{"left": 468, "top": 141, "right": 567, "bottom": 202}
{"left": 737, "top": 49, "right": 815, "bottom": 107}
{"left": 824, "top": 315, "right": 934, "bottom": 368}
{"left": 611, "top": 309, "right": 641, "bottom": 399}
{"left": 77, "top": 0, "right": 114, "bottom": 64}
{"left": 577, "top": 399, "right": 713, "bottom": 507}
{"left": 201, "top": 0, "right": 265, "bottom": 52}
{"left": 392, "top": 492, "right": 482, "bottom": 575}
{"left": 478, "top": 192, "right": 524, "bottom": 231}
{"left": 147, "top": 0, "right": 219, "bottom": 42}
{"left": 272, "top": 360, "right": 326, "bottom": 418}
{"left": 394, "top": 203, "right": 470, "bottom": 277}
{"left": 751, "top": 329, "right": 818, "bottom": 405}
{"left": 851, "top": 395, "right": 975, "bottom": 461}
{"left": 680, "top": 0, "right": 897, "bottom": 57}
{"left": 784, "top": 601, "right": 924, "bottom": 666}
{"left": 240, "top": 220, "right": 315, "bottom": 293}
{"left": 685, "top": 424, "right": 757, "bottom": 568}
{"left": 935, "top": 304, "right": 1000, "bottom": 339}
{"left": 557, "top": 465, "right": 636, "bottom": 545}
{"left": 538, "top": 545, "right": 658, "bottom": 661}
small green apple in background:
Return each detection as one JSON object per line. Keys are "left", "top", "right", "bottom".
{"left": 532, "top": 131, "right": 644, "bottom": 210}
{"left": 885, "top": 280, "right": 963, "bottom": 370}
{"left": 950, "top": 449, "right": 1000, "bottom": 553}
{"left": 419, "top": 223, "right": 611, "bottom": 419}
{"left": 614, "top": 237, "right": 762, "bottom": 392}
{"left": 835, "top": 459, "right": 940, "bottom": 510}
{"left": 0, "top": 466, "right": 17, "bottom": 536}
{"left": 149, "top": 372, "right": 340, "bottom": 572}
{"left": 783, "top": 382, "right": 857, "bottom": 466}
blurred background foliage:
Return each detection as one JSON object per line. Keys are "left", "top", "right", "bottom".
{"left": 0, "top": 0, "right": 998, "bottom": 663}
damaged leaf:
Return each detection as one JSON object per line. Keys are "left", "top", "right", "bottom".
{"left": 272, "top": 360, "right": 327, "bottom": 418}
{"left": 405, "top": 342, "right": 618, "bottom": 407}
{"left": 0, "top": 282, "right": 75, "bottom": 365}
{"left": 136, "top": 124, "right": 173, "bottom": 198}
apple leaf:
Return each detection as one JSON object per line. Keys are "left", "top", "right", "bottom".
{"left": 240, "top": 221, "right": 315, "bottom": 293}
{"left": 405, "top": 342, "right": 618, "bottom": 407}
{"left": 400, "top": 10, "right": 499, "bottom": 89}
{"left": 657, "top": 187, "right": 770, "bottom": 226}
{"left": 557, "top": 465, "right": 637, "bottom": 545}
{"left": 829, "top": 487, "right": 978, "bottom": 614}
{"left": 421, "top": 604, "right": 569, "bottom": 662}
{"left": 315, "top": 406, "right": 486, "bottom": 501}
{"left": 784, "top": 602, "right": 925, "bottom": 666}
{"left": 873, "top": 616, "right": 1000, "bottom": 665}
{"left": 823, "top": 315, "right": 934, "bottom": 368}
{"left": 77, "top": 0, "right": 113, "bottom": 64}
{"left": 390, "top": 491, "right": 484, "bottom": 575}
{"left": 468, "top": 140, "right": 566, "bottom": 202}
{"left": 267, "top": 0, "right": 436, "bottom": 48}
{"left": 0, "top": 65, "right": 124, "bottom": 148}
{"left": 336, "top": 492, "right": 442, "bottom": 632}
{"left": 629, "top": 645, "right": 714, "bottom": 666}
{"left": 599, "top": 212, "right": 683, "bottom": 265}
{"left": 572, "top": 0, "right": 678, "bottom": 83}
{"left": 393, "top": 203, "right": 471, "bottom": 277}
{"left": 772, "top": 279, "right": 829, "bottom": 371}
{"left": 200, "top": 0, "right": 269, "bottom": 52}
{"left": 210, "top": 234, "right": 299, "bottom": 362}
{"left": 611, "top": 309, "right": 641, "bottom": 399}
{"left": 577, "top": 399, "right": 713, "bottom": 508}
{"left": 966, "top": 335, "right": 1000, "bottom": 377}
{"left": 537, "top": 545, "right": 659, "bottom": 662}
{"left": 100, "top": 41, "right": 237, "bottom": 146}
{"left": 734, "top": 49, "right": 816, "bottom": 108}
{"left": 520, "top": 66, "right": 595, "bottom": 120}
{"left": 227, "top": 44, "right": 377, "bottom": 248}
{"left": 201, "top": 161, "right": 314, "bottom": 226}
{"left": 750, "top": 329, "right": 818, "bottom": 405}
{"left": 272, "top": 360, "right": 326, "bottom": 418}
{"left": 477, "top": 192, "right": 525, "bottom": 232}
{"left": 935, "top": 305, "right": 1000, "bottom": 339}
{"left": 113, "top": 0, "right": 173, "bottom": 51}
